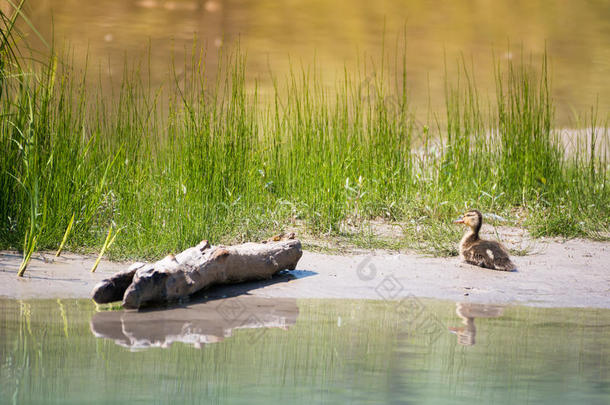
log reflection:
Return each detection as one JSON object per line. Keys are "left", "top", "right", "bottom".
{"left": 90, "top": 296, "right": 298, "bottom": 349}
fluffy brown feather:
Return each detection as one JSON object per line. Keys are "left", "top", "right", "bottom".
{"left": 455, "top": 210, "right": 516, "bottom": 271}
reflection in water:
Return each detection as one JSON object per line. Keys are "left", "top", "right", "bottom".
{"left": 90, "top": 296, "right": 298, "bottom": 349}
{"left": 1, "top": 298, "right": 609, "bottom": 404}
{"left": 448, "top": 302, "right": 504, "bottom": 346}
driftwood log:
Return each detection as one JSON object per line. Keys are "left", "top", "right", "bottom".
{"left": 92, "top": 239, "right": 303, "bottom": 309}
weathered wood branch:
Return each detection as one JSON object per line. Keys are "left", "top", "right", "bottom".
{"left": 91, "top": 239, "right": 303, "bottom": 309}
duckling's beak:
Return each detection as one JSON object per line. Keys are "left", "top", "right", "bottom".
{"left": 454, "top": 216, "right": 464, "bottom": 224}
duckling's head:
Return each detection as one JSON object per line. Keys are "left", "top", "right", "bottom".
{"left": 454, "top": 209, "right": 483, "bottom": 233}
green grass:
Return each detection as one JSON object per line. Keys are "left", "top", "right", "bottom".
{"left": 1, "top": 8, "right": 608, "bottom": 261}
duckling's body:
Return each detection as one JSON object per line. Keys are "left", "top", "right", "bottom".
{"left": 455, "top": 210, "right": 516, "bottom": 271}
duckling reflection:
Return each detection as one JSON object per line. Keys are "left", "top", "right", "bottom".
{"left": 448, "top": 302, "right": 504, "bottom": 346}
{"left": 90, "top": 296, "right": 298, "bottom": 350}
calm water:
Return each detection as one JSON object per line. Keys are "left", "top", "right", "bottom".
{"left": 14, "top": 0, "right": 610, "bottom": 123}
{"left": 1, "top": 297, "right": 609, "bottom": 404}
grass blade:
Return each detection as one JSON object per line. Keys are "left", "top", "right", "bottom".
{"left": 90, "top": 226, "right": 120, "bottom": 273}
{"left": 55, "top": 213, "right": 75, "bottom": 257}
{"left": 17, "top": 234, "right": 37, "bottom": 277}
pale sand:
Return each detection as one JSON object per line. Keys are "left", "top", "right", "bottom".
{"left": 1, "top": 237, "right": 608, "bottom": 308}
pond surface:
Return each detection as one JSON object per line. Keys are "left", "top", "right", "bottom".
{"left": 1, "top": 297, "right": 609, "bottom": 404}
{"left": 17, "top": 0, "right": 610, "bottom": 123}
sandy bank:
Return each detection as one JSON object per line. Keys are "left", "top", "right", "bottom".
{"left": 1, "top": 237, "right": 608, "bottom": 308}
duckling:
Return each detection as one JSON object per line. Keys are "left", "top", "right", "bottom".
{"left": 454, "top": 209, "right": 516, "bottom": 271}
